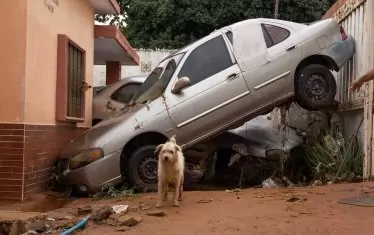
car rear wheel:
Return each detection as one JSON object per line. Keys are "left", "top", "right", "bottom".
{"left": 295, "top": 64, "right": 336, "bottom": 111}
{"left": 127, "top": 145, "right": 158, "bottom": 192}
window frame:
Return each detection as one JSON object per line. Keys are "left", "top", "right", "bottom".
{"left": 110, "top": 82, "right": 142, "bottom": 104}
{"left": 56, "top": 34, "right": 86, "bottom": 123}
{"left": 261, "top": 23, "right": 291, "bottom": 48}
{"left": 176, "top": 35, "right": 234, "bottom": 88}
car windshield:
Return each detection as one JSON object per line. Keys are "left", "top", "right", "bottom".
{"left": 134, "top": 53, "right": 185, "bottom": 104}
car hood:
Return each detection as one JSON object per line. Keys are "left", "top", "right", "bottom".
{"left": 60, "top": 103, "right": 146, "bottom": 159}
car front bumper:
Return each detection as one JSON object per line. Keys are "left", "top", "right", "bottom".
{"left": 56, "top": 150, "right": 123, "bottom": 193}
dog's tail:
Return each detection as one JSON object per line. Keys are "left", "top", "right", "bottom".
{"left": 170, "top": 135, "right": 177, "bottom": 144}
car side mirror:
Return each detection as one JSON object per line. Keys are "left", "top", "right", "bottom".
{"left": 171, "top": 77, "right": 191, "bottom": 94}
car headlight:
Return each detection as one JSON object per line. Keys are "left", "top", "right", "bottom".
{"left": 265, "top": 149, "right": 287, "bottom": 160}
{"left": 69, "top": 148, "right": 104, "bottom": 170}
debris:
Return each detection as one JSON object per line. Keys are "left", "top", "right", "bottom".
{"left": 228, "top": 153, "right": 242, "bottom": 167}
{"left": 21, "top": 230, "right": 37, "bottom": 235}
{"left": 312, "top": 180, "right": 323, "bottom": 187}
{"left": 139, "top": 203, "right": 150, "bottom": 210}
{"left": 59, "top": 215, "right": 90, "bottom": 235}
{"left": 90, "top": 206, "right": 115, "bottom": 222}
{"left": 116, "top": 226, "right": 130, "bottom": 232}
{"left": 225, "top": 188, "right": 241, "bottom": 193}
{"left": 106, "top": 214, "right": 142, "bottom": 227}
{"left": 28, "top": 220, "right": 47, "bottom": 233}
{"left": 128, "top": 206, "right": 139, "bottom": 212}
{"left": 112, "top": 205, "right": 128, "bottom": 214}
{"left": 77, "top": 205, "right": 93, "bottom": 216}
{"left": 46, "top": 218, "right": 55, "bottom": 222}
{"left": 282, "top": 176, "right": 295, "bottom": 187}
{"left": 146, "top": 211, "right": 166, "bottom": 217}
{"left": 56, "top": 216, "right": 73, "bottom": 221}
{"left": 286, "top": 196, "right": 307, "bottom": 202}
{"left": 262, "top": 178, "right": 281, "bottom": 188}
{"left": 196, "top": 199, "right": 213, "bottom": 204}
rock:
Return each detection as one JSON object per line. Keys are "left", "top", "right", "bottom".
{"left": 28, "top": 220, "right": 47, "bottom": 233}
{"left": 139, "top": 204, "right": 150, "bottom": 210}
{"left": 106, "top": 214, "right": 142, "bottom": 227}
{"left": 146, "top": 211, "right": 166, "bottom": 217}
{"left": 55, "top": 215, "right": 73, "bottom": 221}
{"left": 312, "top": 180, "right": 323, "bottom": 187}
{"left": 77, "top": 205, "right": 93, "bottom": 216}
{"left": 90, "top": 206, "right": 115, "bottom": 222}
{"left": 112, "top": 205, "right": 128, "bottom": 214}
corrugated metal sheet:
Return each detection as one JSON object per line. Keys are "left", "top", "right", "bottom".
{"left": 335, "top": 1, "right": 367, "bottom": 111}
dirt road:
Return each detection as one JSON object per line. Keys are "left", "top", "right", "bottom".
{"left": 37, "top": 182, "right": 373, "bottom": 235}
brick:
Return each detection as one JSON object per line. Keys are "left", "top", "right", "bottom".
{"left": 0, "top": 172, "right": 23, "bottom": 180}
{"left": 11, "top": 142, "right": 24, "bottom": 149}
{"left": 0, "top": 123, "right": 25, "bottom": 130}
{"left": 0, "top": 191, "right": 22, "bottom": 200}
{"left": 0, "top": 179, "right": 22, "bottom": 186}
{"left": 0, "top": 147, "right": 24, "bottom": 155}
{"left": 0, "top": 154, "right": 23, "bottom": 161}
{"left": 1, "top": 135, "right": 23, "bottom": 142}
{"left": 0, "top": 167, "right": 23, "bottom": 173}
{"left": 0, "top": 160, "right": 23, "bottom": 167}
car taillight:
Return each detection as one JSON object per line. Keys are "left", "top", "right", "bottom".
{"left": 340, "top": 25, "right": 347, "bottom": 40}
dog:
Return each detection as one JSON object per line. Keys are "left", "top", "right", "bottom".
{"left": 155, "top": 135, "right": 185, "bottom": 208}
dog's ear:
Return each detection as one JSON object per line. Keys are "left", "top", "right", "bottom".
{"left": 169, "top": 135, "right": 177, "bottom": 144}
{"left": 174, "top": 145, "right": 181, "bottom": 153}
{"left": 155, "top": 144, "right": 163, "bottom": 155}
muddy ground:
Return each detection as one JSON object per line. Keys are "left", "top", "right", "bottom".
{"left": 2, "top": 182, "right": 374, "bottom": 235}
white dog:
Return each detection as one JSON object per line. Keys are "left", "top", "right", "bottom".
{"left": 155, "top": 136, "right": 185, "bottom": 207}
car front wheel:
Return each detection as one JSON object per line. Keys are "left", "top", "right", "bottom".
{"left": 295, "top": 64, "right": 337, "bottom": 111}
{"left": 127, "top": 145, "right": 158, "bottom": 192}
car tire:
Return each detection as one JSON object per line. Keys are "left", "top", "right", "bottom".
{"left": 295, "top": 64, "right": 336, "bottom": 111}
{"left": 127, "top": 145, "right": 158, "bottom": 192}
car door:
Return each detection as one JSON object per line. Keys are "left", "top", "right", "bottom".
{"left": 245, "top": 23, "right": 303, "bottom": 109}
{"left": 164, "top": 34, "right": 255, "bottom": 145}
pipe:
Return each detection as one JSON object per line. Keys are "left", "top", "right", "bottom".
{"left": 59, "top": 215, "right": 91, "bottom": 235}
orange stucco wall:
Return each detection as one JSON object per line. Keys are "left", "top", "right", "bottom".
{"left": 24, "top": 0, "right": 94, "bottom": 127}
{"left": 0, "top": 0, "right": 27, "bottom": 122}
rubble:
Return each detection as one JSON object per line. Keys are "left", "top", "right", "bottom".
{"left": 90, "top": 206, "right": 115, "bottom": 222}
{"left": 312, "top": 180, "right": 323, "bottom": 187}
{"left": 106, "top": 214, "right": 142, "bottom": 227}
{"left": 77, "top": 205, "right": 93, "bottom": 216}
{"left": 112, "top": 205, "right": 128, "bottom": 214}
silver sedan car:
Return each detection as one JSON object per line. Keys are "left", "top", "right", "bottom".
{"left": 57, "top": 17, "right": 355, "bottom": 193}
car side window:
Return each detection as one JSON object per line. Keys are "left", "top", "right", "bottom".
{"left": 261, "top": 24, "right": 290, "bottom": 48}
{"left": 225, "top": 31, "right": 233, "bottom": 44}
{"left": 178, "top": 35, "right": 233, "bottom": 87}
{"left": 111, "top": 83, "right": 141, "bottom": 103}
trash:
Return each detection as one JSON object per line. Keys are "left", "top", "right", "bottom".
{"left": 146, "top": 211, "right": 166, "bottom": 217}
{"left": 196, "top": 199, "right": 213, "bottom": 204}
{"left": 77, "top": 205, "right": 93, "bottom": 216}
{"left": 112, "top": 205, "right": 128, "bottom": 214}
{"left": 90, "top": 206, "right": 115, "bottom": 222}
{"left": 225, "top": 188, "right": 241, "bottom": 193}
{"left": 262, "top": 178, "right": 281, "bottom": 188}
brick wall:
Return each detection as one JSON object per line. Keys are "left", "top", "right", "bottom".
{"left": 0, "top": 123, "right": 86, "bottom": 200}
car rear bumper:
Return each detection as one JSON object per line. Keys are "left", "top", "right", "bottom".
{"left": 56, "top": 151, "right": 122, "bottom": 193}
{"left": 322, "top": 35, "right": 355, "bottom": 70}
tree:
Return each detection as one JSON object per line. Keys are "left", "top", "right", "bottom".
{"left": 96, "top": 0, "right": 336, "bottom": 49}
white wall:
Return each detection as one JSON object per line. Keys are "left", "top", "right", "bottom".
{"left": 93, "top": 49, "right": 177, "bottom": 86}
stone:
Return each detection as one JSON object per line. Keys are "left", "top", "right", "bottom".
{"left": 312, "top": 180, "right": 323, "bottom": 187}
{"left": 128, "top": 206, "right": 139, "bottom": 212}
{"left": 112, "top": 205, "right": 128, "bottom": 214}
{"left": 146, "top": 211, "right": 166, "bottom": 217}
{"left": 90, "top": 206, "right": 114, "bottom": 222}
{"left": 0, "top": 211, "right": 47, "bottom": 235}
{"left": 55, "top": 215, "right": 73, "bottom": 221}
{"left": 77, "top": 205, "right": 93, "bottom": 216}
{"left": 28, "top": 220, "right": 47, "bottom": 233}
{"left": 106, "top": 214, "right": 142, "bottom": 227}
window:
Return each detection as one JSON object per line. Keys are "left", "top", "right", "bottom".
{"left": 67, "top": 43, "right": 84, "bottom": 118}
{"left": 261, "top": 24, "right": 290, "bottom": 48}
{"left": 56, "top": 34, "right": 86, "bottom": 122}
{"left": 226, "top": 31, "right": 233, "bottom": 44}
{"left": 178, "top": 35, "right": 233, "bottom": 86}
{"left": 111, "top": 83, "right": 141, "bottom": 103}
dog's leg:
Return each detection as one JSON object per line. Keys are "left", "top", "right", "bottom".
{"left": 178, "top": 174, "right": 184, "bottom": 201}
{"left": 156, "top": 180, "right": 164, "bottom": 208}
{"left": 162, "top": 183, "right": 168, "bottom": 201}
{"left": 173, "top": 175, "right": 182, "bottom": 207}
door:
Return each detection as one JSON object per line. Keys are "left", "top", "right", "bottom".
{"left": 245, "top": 23, "right": 303, "bottom": 108}
{"left": 164, "top": 34, "right": 255, "bottom": 145}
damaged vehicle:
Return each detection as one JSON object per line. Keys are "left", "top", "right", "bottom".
{"left": 56, "top": 17, "right": 354, "bottom": 193}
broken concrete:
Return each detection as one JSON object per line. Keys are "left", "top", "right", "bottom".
{"left": 77, "top": 205, "right": 93, "bottom": 216}
{"left": 0, "top": 210, "right": 47, "bottom": 235}
{"left": 106, "top": 214, "right": 142, "bottom": 227}
{"left": 90, "top": 206, "right": 115, "bottom": 222}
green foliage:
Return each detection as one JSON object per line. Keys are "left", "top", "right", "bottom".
{"left": 305, "top": 129, "right": 363, "bottom": 183}
{"left": 90, "top": 184, "right": 134, "bottom": 201}
{"left": 96, "top": 0, "right": 336, "bottom": 49}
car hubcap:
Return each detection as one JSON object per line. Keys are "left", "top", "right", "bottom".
{"left": 305, "top": 74, "right": 328, "bottom": 103}
{"left": 138, "top": 155, "right": 158, "bottom": 184}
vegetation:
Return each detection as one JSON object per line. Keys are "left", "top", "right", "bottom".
{"left": 305, "top": 128, "right": 363, "bottom": 183}
{"left": 90, "top": 184, "right": 134, "bottom": 201}
{"left": 95, "top": 0, "right": 337, "bottom": 49}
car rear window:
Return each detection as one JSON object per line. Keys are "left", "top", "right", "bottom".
{"left": 261, "top": 24, "right": 290, "bottom": 48}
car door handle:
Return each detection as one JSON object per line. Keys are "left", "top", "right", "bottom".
{"left": 227, "top": 73, "right": 239, "bottom": 81}
{"left": 286, "top": 45, "right": 296, "bottom": 52}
